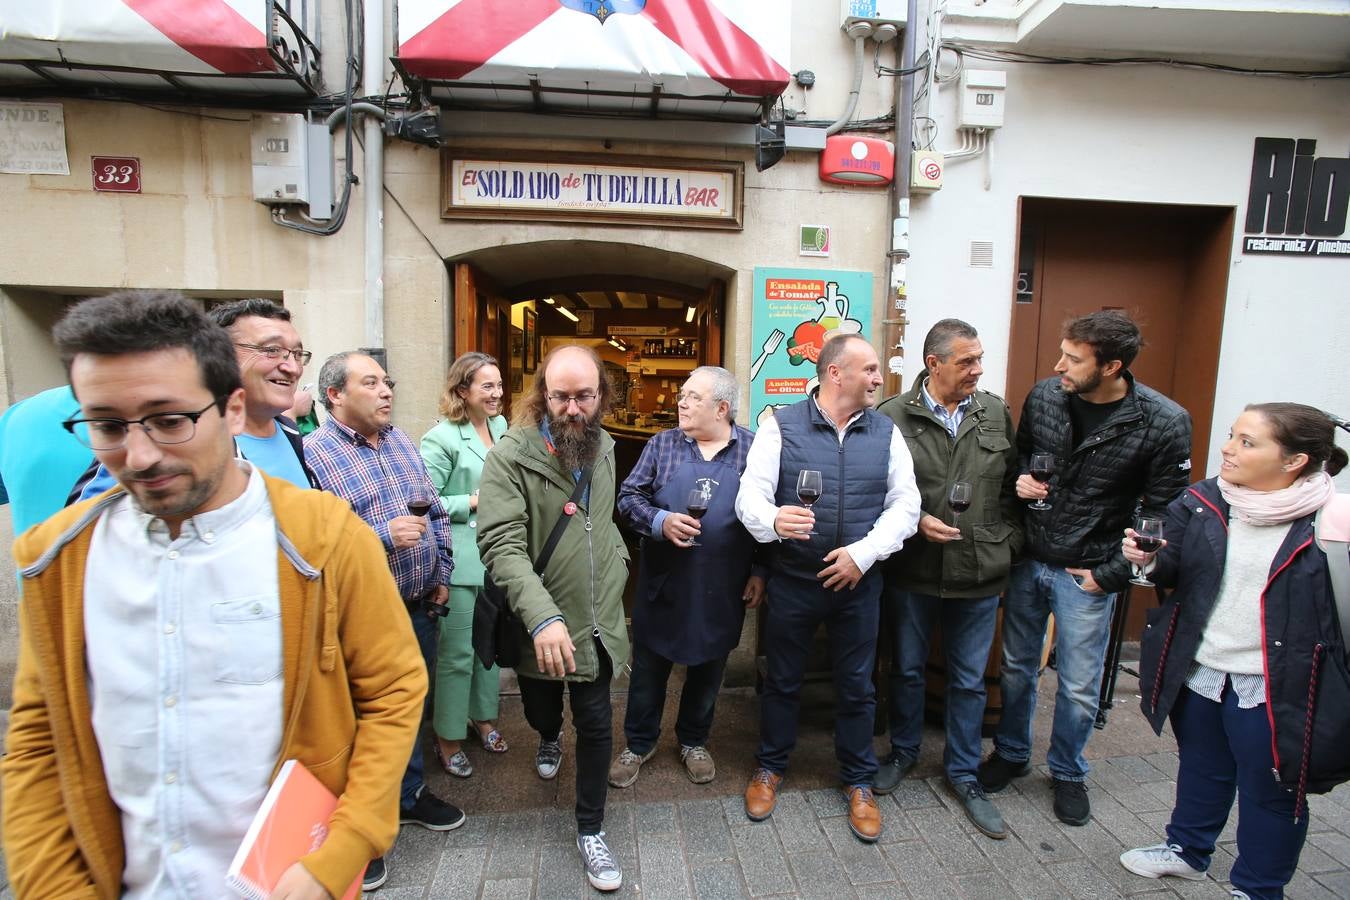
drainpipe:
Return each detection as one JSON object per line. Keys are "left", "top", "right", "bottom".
{"left": 362, "top": 0, "right": 385, "bottom": 358}
{"left": 883, "top": 0, "right": 918, "bottom": 396}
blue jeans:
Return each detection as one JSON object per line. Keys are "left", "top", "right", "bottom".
{"left": 1168, "top": 687, "right": 1307, "bottom": 900}
{"left": 400, "top": 600, "right": 439, "bottom": 807}
{"left": 759, "top": 572, "right": 881, "bottom": 785}
{"left": 886, "top": 589, "right": 999, "bottom": 784}
{"left": 624, "top": 641, "right": 728, "bottom": 753}
{"left": 993, "top": 560, "right": 1116, "bottom": 782}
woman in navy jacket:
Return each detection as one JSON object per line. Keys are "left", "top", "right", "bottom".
{"left": 1118, "top": 403, "right": 1349, "bottom": 900}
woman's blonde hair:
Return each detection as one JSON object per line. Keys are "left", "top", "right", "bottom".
{"left": 439, "top": 352, "right": 500, "bottom": 423}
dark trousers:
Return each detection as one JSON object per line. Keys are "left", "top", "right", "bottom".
{"left": 518, "top": 639, "right": 614, "bottom": 835}
{"left": 758, "top": 571, "right": 881, "bottom": 785}
{"left": 1167, "top": 686, "right": 1309, "bottom": 900}
{"left": 623, "top": 640, "right": 728, "bottom": 753}
{"left": 400, "top": 600, "right": 438, "bottom": 807}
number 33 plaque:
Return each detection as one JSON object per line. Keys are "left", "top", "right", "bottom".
{"left": 91, "top": 156, "right": 141, "bottom": 193}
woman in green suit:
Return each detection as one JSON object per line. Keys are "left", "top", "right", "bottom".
{"left": 421, "top": 352, "right": 510, "bottom": 777}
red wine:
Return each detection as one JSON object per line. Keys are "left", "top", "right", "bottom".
{"left": 687, "top": 504, "right": 709, "bottom": 519}
{"left": 948, "top": 499, "right": 972, "bottom": 514}
{"left": 797, "top": 489, "right": 821, "bottom": 505}
{"left": 1030, "top": 468, "right": 1053, "bottom": 483}
{"left": 1134, "top": 537, "right": 1162, "bottom": 553}
{"left": 407, "top": 502, "right": 432, "bottom": 516}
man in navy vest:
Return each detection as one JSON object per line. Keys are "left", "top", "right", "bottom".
{"left": 735, "top": 333, "right": 921, "bottom": 843}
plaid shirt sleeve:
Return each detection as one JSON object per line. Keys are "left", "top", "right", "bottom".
{"left": 305, "top": 420, "right": 452, "bottom": 599}
{"left": 617, "top": 428, "right": 679, "bottom": 536}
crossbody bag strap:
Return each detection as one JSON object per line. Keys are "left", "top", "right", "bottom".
{"left": 533, "top": 465, "right": 595, "bottom": 575}
{"left": 1315, "top": 501, "right": 1350, "bottom": 651}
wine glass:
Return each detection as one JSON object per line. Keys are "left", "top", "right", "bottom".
{"left": 796, "top": 469, "right": 822, "bottom": 536}
{"left": 948, "top": 481, "right": 973, "bottom": 530}
{"left": 406, "top": 485, "right": 434, "bottom": 518}
{"left": 1130, "top": 516, "right": 1165, "bottom": 586}
{"left": 685, "top": 485, "right": 712, "bottom": 547}
{"left": 1028, "top": 452, "right": 1055, "bottom": 511}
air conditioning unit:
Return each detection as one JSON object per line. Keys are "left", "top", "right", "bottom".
{"left": 840, "top": 0, "right": 907, "bottom": 28}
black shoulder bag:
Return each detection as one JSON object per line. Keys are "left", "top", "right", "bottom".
{"left": 472, "top": 466, "right": 594, "bottom": 669}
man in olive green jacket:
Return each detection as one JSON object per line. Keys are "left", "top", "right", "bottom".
{"left": 476, "top": 345, "right": 629, "bottom": 892}
{"left": 873, "top": 319, "right": 1023, "bottom": 840}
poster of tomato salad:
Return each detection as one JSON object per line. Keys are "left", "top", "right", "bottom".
{"left": 748, "top": 267, "right": 873, "bottom": 432}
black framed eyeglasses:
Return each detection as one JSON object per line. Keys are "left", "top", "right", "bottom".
{"left": 63, "top": 398, "right": 224, "bottom": 450}
{"left": 234, "top": 342, "right": 313, "bottom": 366}
{"left": 547, "top": 390, "right": 598, "bottom": 407}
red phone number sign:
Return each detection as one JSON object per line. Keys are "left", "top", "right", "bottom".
{"left": 91, "top": 156, "right": 141, "bottom": 193}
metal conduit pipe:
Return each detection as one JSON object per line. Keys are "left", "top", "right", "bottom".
{"left": 325, "top": 101, "right": 386, "bottom": 131}
{"left": 827, "top": 23, "right": 873, "bottom": 136}
{"left": 362, "top": 0, "right": 385, "bottom": 354}
{"left": 882, "top": 0, "right": 919, "bottom": 396}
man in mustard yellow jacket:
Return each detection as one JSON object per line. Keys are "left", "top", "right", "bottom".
{"left": 2, "top": 291, "right": 425, "bottom": 899}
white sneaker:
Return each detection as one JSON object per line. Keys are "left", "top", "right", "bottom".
{"left": 577, "top": 831, "right": 622, "bottom": 892}
{"left": 1119, "top": 842, "right": 1206, "bottom": 880}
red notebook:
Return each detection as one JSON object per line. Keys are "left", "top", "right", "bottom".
{"left": 226, "top": 759, "right": 365, "bottom": 900}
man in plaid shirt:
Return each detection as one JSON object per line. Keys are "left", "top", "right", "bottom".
{"left": 305, "top": 350, "right": 463, "bottom": 892}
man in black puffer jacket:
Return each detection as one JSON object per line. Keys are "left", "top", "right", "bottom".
{"left": 977, "top": 311, "right": 1192, "bottom": 828}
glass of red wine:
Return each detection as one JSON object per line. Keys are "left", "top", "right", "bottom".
{"left": 1130, "top": 516, "right": 1165, "bottom": 586}
{"left": 948, "top": 481, "right": 973, "bottom": 529}
{"left": 685, "top": 485, "right": 712, "bottom": 547}
{"left": 796, "top": 469, "right": 822, "bottom": 536}
{"left": 1028, "top": 452, "right": 1055, "bottom": 511}
{"left": 406, "top": 485, "right": 434, "bottom": 518}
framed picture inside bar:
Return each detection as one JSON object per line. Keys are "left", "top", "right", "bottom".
{"left": 523, "top": 309, "right": 538, "bottom": 374}
{"left": 442, "top": 151, "right": 743, "bottom": 230}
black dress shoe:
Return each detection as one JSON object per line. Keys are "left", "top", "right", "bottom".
{"left": 872, "top": 751, "right": 915, "bottom": 795}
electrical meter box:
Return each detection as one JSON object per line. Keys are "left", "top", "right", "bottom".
{"left": 959, "top": 70, "right": 1007, "bottom": 129}
{"left": 911, "top": 150, "right": 944, "bottom": 192}
{"left": 251, "top": 113, "right": 333, "bottom": 217}
{"left": 840, "top": 0, "right": 907, "bottom": 28}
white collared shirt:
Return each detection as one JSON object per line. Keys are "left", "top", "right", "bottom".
{"left": 85, "top": 463, "right": 284, "bottom": 899}
{"left": 735, "top": 398, "right": 920, "bottom": 574}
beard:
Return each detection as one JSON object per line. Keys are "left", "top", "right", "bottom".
{"left": 548, "top": 409, "right": 604, "bottom": 471}
{"left": 1062, "top": 368, "right": 1103, "bottom": 396}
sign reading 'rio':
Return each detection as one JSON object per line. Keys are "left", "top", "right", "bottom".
{"left": 1243, "top": 137, "right": 1349, "bottom": 258}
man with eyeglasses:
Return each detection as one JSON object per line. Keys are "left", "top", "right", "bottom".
{"left": 304, "top": 351, "right": 463, "bottom": 892}
{"left": 3, "top": 291, "right": 426, "bottom": 899}
{"left": 74, "top": 298, "right": 318, "bottom": 500}
{"left": 477, "top": 345, "right": 630, "bottom": 892}
{"left": 609, "top": 366, "right": 765, "bottom": 790}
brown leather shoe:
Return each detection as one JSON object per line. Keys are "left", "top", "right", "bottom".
{"left": 744, "top": 768, "right": 783, "bottom": 821}
{"left": 846, "top": 785, "right": 882, "bottom": 842}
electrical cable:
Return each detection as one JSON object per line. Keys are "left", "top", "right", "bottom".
{"left": 942, "top": 41, "right": 1350, "bottom": 79}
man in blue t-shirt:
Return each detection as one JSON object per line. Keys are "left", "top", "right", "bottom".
{"left": 0, "top": 385, "right": 93, "bottom": 532}
{"left": 79, "top": 299, "right": 317, "bottom": 499}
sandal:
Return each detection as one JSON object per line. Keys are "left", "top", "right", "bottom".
{"left": 433, "top": 741, "right": 473, "bottom": 778}
{"left": 469, "top": 719, "right": 509, "bottom": 753}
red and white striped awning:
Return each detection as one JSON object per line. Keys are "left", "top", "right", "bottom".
{"left": 0, "top": 0, "right": 318, "bottom": 97}
{"left": 397, "top": 0, "right": 790, "bottom": 119}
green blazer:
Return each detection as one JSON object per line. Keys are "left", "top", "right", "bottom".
{"left": 420, "top": 415, "right": 508, "bottom": 588}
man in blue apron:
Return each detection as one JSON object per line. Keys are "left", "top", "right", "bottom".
{"left": 610, "top": 366, "right": 766, "bottom": 789}
{"left": 735, "top": 334, "right": 921, "bottom": 844}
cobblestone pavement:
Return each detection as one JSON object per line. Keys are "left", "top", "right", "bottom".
{"left": 3, "top": 674, "right": 1349, "bottom": 899}
{"left": 370, "top": 757, "right": 1350, "bottom": 900}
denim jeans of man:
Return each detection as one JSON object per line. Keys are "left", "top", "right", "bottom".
{"left": 887, "top": 589, "right": 999, "bottom": 784}
{"left": 1167, "top": 686, "right": 1307, "bottom": 900}
{"left": 400, "top": 598, "right": 440, "bottom": 807}
{"left": 993, "top": 560, "right": 1116, "bottom": 782}
{"left": 518, "top": 639, "right": 614, "bottom": 835}
{"left": 624, "top": 640, "right": 728, "bottom": 754}
{"left": 759, "top": 571, "right": 882, "bottom": 785}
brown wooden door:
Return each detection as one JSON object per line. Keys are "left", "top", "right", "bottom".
{"left": 1006, "top": 198, "right": 1233, "bottom": 640}
{"left": 453, "top": 262, "right": 516, "bottom": 416}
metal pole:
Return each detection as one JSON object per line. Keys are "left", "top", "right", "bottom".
{"left": 362, "top": 0, "right": 385, "bottom": 352}
{"left": 881, "top": 0, "right": 918, "bottom": 397}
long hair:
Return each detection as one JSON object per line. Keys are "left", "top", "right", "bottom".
{"left": 513, "top": 345, "right": 614, "bottom": 429}
{"left": 439, "top": 352, "right": 499, "bottom": 423}
{"left": 1245, "top": 402, "right": 1349, "bottom": 478}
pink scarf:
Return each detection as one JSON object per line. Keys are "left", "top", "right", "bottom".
{"left": 1217, "top": 471, "right": 1336, "bottom": 526}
